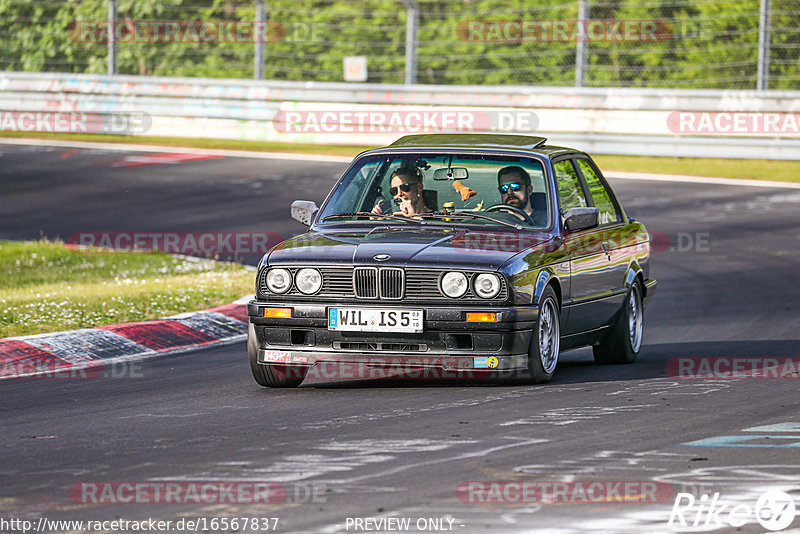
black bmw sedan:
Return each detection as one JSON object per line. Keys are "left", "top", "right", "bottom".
{"left": 247, "top": 134, "right": 656, "bottom": 387}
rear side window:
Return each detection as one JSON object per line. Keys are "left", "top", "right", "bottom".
{"left": 553, "top": 160, "right": 587, "bottom": 212}
{"left": 576, "top": 159, "right": 620, "bottom": 225}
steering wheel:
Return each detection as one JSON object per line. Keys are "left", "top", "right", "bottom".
{"left": 484, "top": 204, "right": 535, "bottom": 225}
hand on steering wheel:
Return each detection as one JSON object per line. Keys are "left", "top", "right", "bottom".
{"left": 484, "top": 204, "right": 535, "bottom": 225}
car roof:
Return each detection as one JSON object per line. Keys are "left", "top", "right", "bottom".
{"left": 379, "top": 134, "right": 581, "bottom": 159}
{"left": 390, "top": 133, "right": 547, "bottom": 150}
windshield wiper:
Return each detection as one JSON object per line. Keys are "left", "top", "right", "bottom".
{"left": 416, "top": 212, "right": 523, "bottom": 229}
{"left": 321, "top": 212, "right": 426, "bottom": 224}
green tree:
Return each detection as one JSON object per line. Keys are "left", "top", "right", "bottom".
{"left": 769, "top": 0, "right": 800, "bottom": 90}
{"left": 0, "top": 0, "right": 795, "bottom": 89}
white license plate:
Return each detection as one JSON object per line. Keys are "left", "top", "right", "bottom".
{"left": 328, "top": 307, "right": 423, "bottom": 333}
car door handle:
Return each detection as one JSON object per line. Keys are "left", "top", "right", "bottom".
{"left": 602, "top": 243, "right": 612, "bottom": 260}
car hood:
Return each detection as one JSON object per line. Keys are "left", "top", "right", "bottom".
{"left": 267, "top": 226, "right": 555, "bottom": 271}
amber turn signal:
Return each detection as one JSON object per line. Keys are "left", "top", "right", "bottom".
{"left": 466, "top": 312, "right": 498, "bottom": 322}
{"left": 263, "top": 307, "right": 292, "bottom": 318}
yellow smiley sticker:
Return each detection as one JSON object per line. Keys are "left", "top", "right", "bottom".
{"left": 486, "top": 356, "right": 499, "bottom": 369}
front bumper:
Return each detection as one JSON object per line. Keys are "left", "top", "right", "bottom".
{"left": 248, "top": 301, "right": 536, "bottom": 372}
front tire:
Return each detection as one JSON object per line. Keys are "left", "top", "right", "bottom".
{"left": 593, "top": 279, "right": 644, "bottom": 364}
{"left": 248, "top": 324, "right": 307, "bottom": 388}
{"left": 527, "top": 286, "right": 560, "bottom": 383}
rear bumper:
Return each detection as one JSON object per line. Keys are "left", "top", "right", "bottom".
{"left": 248, "top": 300, "right": 536, "bottom": 372}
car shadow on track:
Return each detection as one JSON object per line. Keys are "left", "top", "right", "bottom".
{"left": 547, "top": 339, "right": 800, "bottom": 386}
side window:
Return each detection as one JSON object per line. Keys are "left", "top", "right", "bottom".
{"left": 576, "top": 159, "right": 620, "bottom": 225}
{"left": 553, "top": 159, "right": 587, "bottom": 212}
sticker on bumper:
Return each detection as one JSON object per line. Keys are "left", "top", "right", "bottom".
{"left": 261, "top": 350, "right": 291, "bottom": 363}
{"left": 473, "top": 356, "right": 499, "bottom": 369}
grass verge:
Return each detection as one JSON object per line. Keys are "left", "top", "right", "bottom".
{"left": 0, "top": 240, "right": 254, "bottom": 338}
{"left": 0, "top": 131, "right": 363, "bottom": 157}
{"left": 1, "top": 132, "right": 798, "bottom": 182}
{"left": 593, "top": 154, "right": 800, "bottom": 183}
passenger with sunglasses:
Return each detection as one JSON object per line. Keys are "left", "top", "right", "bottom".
{"left": 371, "top": 166, "right": 431, "bottom": 217}
{"left": 497, "top": 166, "right": 534, "bottom": 216}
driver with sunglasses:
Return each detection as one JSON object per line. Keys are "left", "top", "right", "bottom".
{"left": 371, "top": 166, "right": 431, "bottom": 217}
{"left": 497, "top": 165, "right": 534, "bottom": 216}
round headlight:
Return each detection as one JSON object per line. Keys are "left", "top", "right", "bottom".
{"left": 265, "top": 268, "right": 291, "bottom": 294}
{"left": 474, "top": 273, "right": 501, "bottom": 299}
{"left": 440, "top": 271, "right": 468, "bottom": 298}
{"left": 295, "top": 268, "right": 322, "bottom": 295}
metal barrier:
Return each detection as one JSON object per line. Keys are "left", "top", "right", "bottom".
{"left": 2, "top": 72, "right": 800, "bottom": 159}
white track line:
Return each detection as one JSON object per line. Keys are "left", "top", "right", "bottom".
{"left": 3, "top": 137, "right": 799, "bottom": 189}
{"left": 233, "top": 294, "right": 254, "bottom": 305}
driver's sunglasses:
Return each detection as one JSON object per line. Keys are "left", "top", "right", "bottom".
{"left": 390, "top": 183, "right": 413, "bottom": 196}
{"left": 498, "top": 182, "right": 523, "bottom": 194}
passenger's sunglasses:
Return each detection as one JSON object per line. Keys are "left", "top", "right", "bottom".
{"left": 498, "top": 182, "right": 524, "bottom": 193}
{"left": 390, "top": 183, "right": 413, "bottom": 196}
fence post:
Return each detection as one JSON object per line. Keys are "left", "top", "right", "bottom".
{"left": 575, "top": 0, "right": 588, "bottom": 87}
{"left": 108, "top": 0, "right": 117, "bottom": 75}
{"left": 402, "top": 0, "right": 418, "bottom": 84}
{"left": 757, "top": 0, "right": 770, "bottom": 90}
{"left": 255, "top": 0, "right": 266, "bottom": 80}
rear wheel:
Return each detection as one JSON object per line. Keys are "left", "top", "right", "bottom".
{"left": 593, "top": 279, "right": 643, "bottom": 364}
{"left": 527, "top": 286, "right": 560, "bottom": 383}
{"left": 248, "top": 324, "right": 307, "bottom": 388}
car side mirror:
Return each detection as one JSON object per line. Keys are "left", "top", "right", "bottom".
{"left": 563, "top": 207, "right": 599, "bottom": 231}
{"left": 291, "top": 200, "right": 319, "bottom": 226}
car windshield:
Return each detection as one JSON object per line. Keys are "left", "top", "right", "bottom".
{"left": 317, "top": 152, "right": 550, "bottom": 229}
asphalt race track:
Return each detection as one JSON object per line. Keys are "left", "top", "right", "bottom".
{"left": 1, "top": 142, "right": 800, "bottom": 533}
